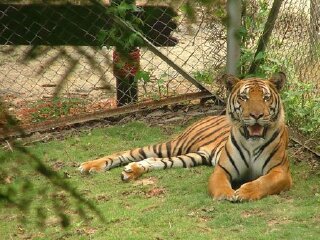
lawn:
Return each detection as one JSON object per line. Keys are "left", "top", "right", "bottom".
{"left": 1, "top": 120, "right": 320, "bottom": 240}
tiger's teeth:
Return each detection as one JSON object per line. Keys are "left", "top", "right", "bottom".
{"left": 247, "top": 124, "right": 264, "bottom": 136}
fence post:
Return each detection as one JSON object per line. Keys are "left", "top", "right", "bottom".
{"left": 111, "top": 0, "right": 139, "bottom": 107}
{"left": 113, "top": 48, "right": 140, "bottom": 106}
{"left": 226, "top": 0, "right": 242, "bottom": 76}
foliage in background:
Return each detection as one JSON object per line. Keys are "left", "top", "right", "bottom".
{"left": 181, "top": 0, "right": 227, "bottom": 22}
{"left": 239, "top": 0, "right": 272, "bottom": 77}
{"left": 282, "top": 79, "right": 320, "bottom": 139}
{"left": 134, "top": 70, "right": 169, "bottom": 99}
{"left": 97, "top": 0, "right": 144, "bottom": 54}
{"left": 30, "top": 97, "right": 87, "bottom": 123}
{"left": 238, "top": 0, "right": 319, "bottom": 142}
{"left": 193, "top": 70, "right": 215, "bottom": 85}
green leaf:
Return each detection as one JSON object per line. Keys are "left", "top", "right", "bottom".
{"left": 135, "top": 70, "right": 151, "bottom": 83}
{"left": 97, "top": 30, "right": 108, "bottom": 45}
{"left": 255, "top": 51, "right": 265, "bottom": 61}
{"left": 117, "top": 2, "right": 133, "bottom": 18}
{"left": 182, "top": 1, "right": 196, "bottom": 22}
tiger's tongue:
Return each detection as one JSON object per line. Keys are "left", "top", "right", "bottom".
{"left": 248, "top": 124, "right": 264, "bottom": 136}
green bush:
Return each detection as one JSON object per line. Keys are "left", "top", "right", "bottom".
{"left": 282, "top": 81, "right": 320, "bottom": 137}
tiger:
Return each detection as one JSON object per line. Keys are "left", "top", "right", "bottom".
{"left": 79, "top": 72, "right": 292, "bottom": 201}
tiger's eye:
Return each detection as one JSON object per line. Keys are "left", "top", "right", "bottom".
{"left": 264, "top": 95, "right": 271, "bottom": 101}
{"left": 239, "top": 94, "right": 248, "bottom": 101}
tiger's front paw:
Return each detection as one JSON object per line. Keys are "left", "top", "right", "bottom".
{"left": 234, "top": 181, "right": 263, "bottom": 201}
{"left": 121, "top": 162, "right": 145, "bottom": 182}
{"left": 79, "top": 159, "right": 106, "bottom": 173}
{"left": 210, "top": 187, "right": 235, "bottom": 201}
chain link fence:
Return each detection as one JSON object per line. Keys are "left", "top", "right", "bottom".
{"left": 0, "top": 0, "right": 226, "bottom": 130}
{"left": 0, "top": 0, "right": 319, "bottom": 134}
{"left": 268, "top": 0, "right": 320, "bottom": 85}
{"left": 264, "top": 0, "right": 320, "bottom": 136}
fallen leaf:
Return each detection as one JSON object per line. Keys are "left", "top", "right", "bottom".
{"left": 64, "top": 171, "right": 71, "bottom": 178}
{"left": 4, "top": 176, "right": 13, "bottom": 184}
{"left": 96, "top": 194, "right": 111, "bottom": 202}
{"left": 76, "top": 227, "right": 97, "bottom": 235}
{"left": 146, "top": 187, "right": 166, "bottom": 197}
{"left": 52, "top": 161, "right": 65, "bottom": 171}
{"left": 133, "top": 177, "right": 157, "bottom": 186}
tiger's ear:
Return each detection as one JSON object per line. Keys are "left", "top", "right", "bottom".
{"left": 221, "top": 74, "right": 240, "bottom": 92}
{"left": 269, "top": 72, "right": 286, "bottom": 91}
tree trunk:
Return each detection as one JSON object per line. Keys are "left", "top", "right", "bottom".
{"left": 226, "top": 0, "right": 242, "bottom": 76}
{"left": 248, "top": 0, "right": 284, "bottom": 75}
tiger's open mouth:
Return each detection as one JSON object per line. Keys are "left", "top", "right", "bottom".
{"left": 244, "top": 123, "right": 267, "bottom": 139}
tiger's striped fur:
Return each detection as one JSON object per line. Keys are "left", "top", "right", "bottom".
{"left": 79, "top": 72, "right": 292, "bottom": 201}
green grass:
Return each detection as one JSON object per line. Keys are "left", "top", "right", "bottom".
{"left": 1, "top": 121, "right": 320, "bottom": 239}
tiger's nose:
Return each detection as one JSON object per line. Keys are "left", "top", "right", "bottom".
{"left": 250, "top": 112, "right": 264, "bottom": 120}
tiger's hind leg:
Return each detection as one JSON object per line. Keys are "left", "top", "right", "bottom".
{"left": 120, "top": 151, "right": 210, "bottom": 181}
{"left": 79, "top": 154, "right": 125, "bottom": 173}
{"left": 79, "top": 141, "right": 178, "bottom": 173}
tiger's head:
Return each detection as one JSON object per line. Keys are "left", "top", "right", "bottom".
{"left": 223, "top": 72, "right": 286, "bottom": 140}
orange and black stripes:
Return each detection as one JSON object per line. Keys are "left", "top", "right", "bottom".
{"left": 103, "top": 116, "right": 230, "bottom": 171}
{"left": 81, "top": 74, "right": 292, "bottom": 201}
{"left": 230, "top": 130, "right": 249, "bottom": 168}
